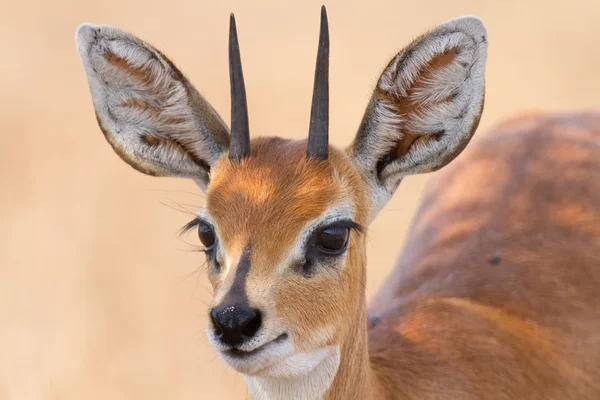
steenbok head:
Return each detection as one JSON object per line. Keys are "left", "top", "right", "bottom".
{"left": 76, "top": 6, "right": 486, "bottom": 379}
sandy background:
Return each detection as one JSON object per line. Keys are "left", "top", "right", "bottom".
{"left": 0, "top": 0, "right": 599, "bottom": 398}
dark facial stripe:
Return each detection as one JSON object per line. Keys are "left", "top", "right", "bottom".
{"left": 222, "top": 244, "right": 252, "bottom": 306}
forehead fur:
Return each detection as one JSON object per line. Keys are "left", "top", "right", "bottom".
{"left": 206, "top": 137, "right": 367, "bottom": 262}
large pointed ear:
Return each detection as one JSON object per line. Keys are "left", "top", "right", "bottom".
{"left": 347, "top": 16, "right": 487, "bottom": 213}
{"left": 76, "top": 24, "right": 230, "bottom": 190}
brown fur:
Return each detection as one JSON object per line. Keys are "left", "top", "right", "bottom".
{"left": 363, "top": 112, "right": 600, "bottom": 399}
{"left": 102, "top": 108, "right": 600, "bottom": 398}
{"left": 105, "top": 50, "right": 154, "bottom": 85}
{"left": 205, "top": 138, "right": 370, "bottom": 356}
{"left": 203, "top": 113, "right": 600, "bottom": 399}
{"left": 78, "top": 20, "right": 599, "bottom": 400}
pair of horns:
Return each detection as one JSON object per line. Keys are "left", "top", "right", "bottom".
{"left": 229, "top": 6, "right": 329, "bottom": 162}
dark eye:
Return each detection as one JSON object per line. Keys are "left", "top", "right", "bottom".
{"left": 198, "top": 223, "right": 216, "bottom": 250}
{"left": 316, "top": 226, "right": 350, "bottom": 255}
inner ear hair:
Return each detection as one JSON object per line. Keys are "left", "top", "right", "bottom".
{"left": 350, "top": 16, "right": 487, "bottom": 189}
{"left": 375, "top": 49, "right": 460, "bottom": 175}
{"left": 76, "top": 23, "right": 230, "bottom": 190}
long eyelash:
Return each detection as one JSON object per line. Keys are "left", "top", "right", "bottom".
{"left": 179, "top": 218, "right": 216, "bottom": 255}
{"left": 178, "top": 218, "right": 364, "bottom": 240}
{"left": 327, "top": 220, "right": 365, "bottom": 234}
{"left": 179, "top": 218, "right": 200, "bottom": 236}
{"left": 349, "top": 221, "right": 366, "bottom": 234}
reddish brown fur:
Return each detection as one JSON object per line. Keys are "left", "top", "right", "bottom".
{"left": 105, "top": 51, "right": 155, "bottom": 86}
{"left": 206, "top": 138, "right": 370, "bottom": 355}
{"left": 202, "top": 113, "right": 600, "bottom": 399}
{"left": 365, "top": 112, "right": 600, "bottom": 399}
{"left": 81, "top": 21, "right": 599, "bottom": 400}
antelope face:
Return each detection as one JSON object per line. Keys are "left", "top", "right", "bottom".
{"left": 77, "top": 6, "right": 487, "bottom": 378}
{"left": 197, "top": 139, "right": 368, "bottom": 375}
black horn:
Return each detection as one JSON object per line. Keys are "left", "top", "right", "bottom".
{"left": 307, "top": 6, "right": 330, "bottom": 160}
{"left": 229, "top": 13, "right": 251, "bottom": 162}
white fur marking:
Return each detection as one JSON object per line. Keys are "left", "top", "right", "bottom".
{"left": 247, "top": 346, "right": 341, "bottom": 400}
{"left": 276, "top": 203, "right": 355, "bottom": 275}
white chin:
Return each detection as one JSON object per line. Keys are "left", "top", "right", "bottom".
{"left": 217, "top": 336, "right": 294, "bottom": 376}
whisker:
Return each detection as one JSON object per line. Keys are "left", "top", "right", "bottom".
{"left": 160, "top": 197, "right": 199, "bottom": 216}
{"left": 148, "top": 188, "right": 205, "bottom": 198}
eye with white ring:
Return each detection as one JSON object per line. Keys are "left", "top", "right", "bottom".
{"left": 198, "top": 222, "right": 216, "bottom": 251}
{"left": 315, "top": 226, "right": 350, "bottom": 255}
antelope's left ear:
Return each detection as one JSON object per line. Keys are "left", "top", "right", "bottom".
{"left": 347, "top": 16, "right": 487, "bottom": 212}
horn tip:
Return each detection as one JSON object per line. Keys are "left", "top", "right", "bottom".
{"left": 229, "top": 13, "right": 238, "bottom": 42}
{"left": 320, "top": 6, "right": 329, "bottom": 33}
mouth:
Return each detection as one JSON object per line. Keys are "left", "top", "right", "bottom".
{"left": 223, "top": 333, "right": 289, "bottom": 359}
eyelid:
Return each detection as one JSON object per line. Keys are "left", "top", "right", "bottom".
{"left": 318, "top": 219, "right": 364, "bottom": 234}
{"left": 178, "top": 217, "right": 215, "bottom": 236}
{"left": 302, "top": 219, "right": 363, "bottom": 252}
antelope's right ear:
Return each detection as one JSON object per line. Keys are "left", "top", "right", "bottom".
{"left": 76, "top": 24, "right": 230, "bottom": 190}
{"left": 347, "top": 16, "right": 487, "bottom": 215}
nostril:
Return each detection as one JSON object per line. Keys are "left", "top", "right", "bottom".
{"left": 210, "top": 309, "right": 223, "bottom": 337}
{"left": 241, "top": 309, "right": 262, "bottom": 338}
{"left": 211, "top": 304, "right": 261, "bottom": 346}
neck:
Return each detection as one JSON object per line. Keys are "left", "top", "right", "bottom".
{"left": 246, "top": 302, "right": 383, "bottom": 400}
{"left": 323, "top": 303, "right": 382, "bottom": 400}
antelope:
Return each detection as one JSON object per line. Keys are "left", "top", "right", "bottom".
{"left": 76, "top": 6, "right": 600, "bottom": 400}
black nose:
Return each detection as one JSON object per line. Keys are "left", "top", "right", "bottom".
{"left": 210, "top": 303, "right": 262, "bottom": 347}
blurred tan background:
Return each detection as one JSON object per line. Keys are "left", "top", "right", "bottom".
{"left": 0, "top": 0, "right": 598, "bottom": 398}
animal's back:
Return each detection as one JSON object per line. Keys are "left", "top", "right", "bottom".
{"left": 367, "top": 112, "right": 600, "bottom": 399}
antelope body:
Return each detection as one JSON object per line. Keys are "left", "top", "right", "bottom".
{"left": 76, "top": 7, "right": 600, "bottom": 400}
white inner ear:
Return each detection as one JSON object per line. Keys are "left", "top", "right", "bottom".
{"left": 76, "top": 24, "right": 227, "bottom": 181}
{"left": 376, "top": 17, "right": 487, "bottom": 179}
{"left": 378, "top": 17, "right": 487, "bottom": 135}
